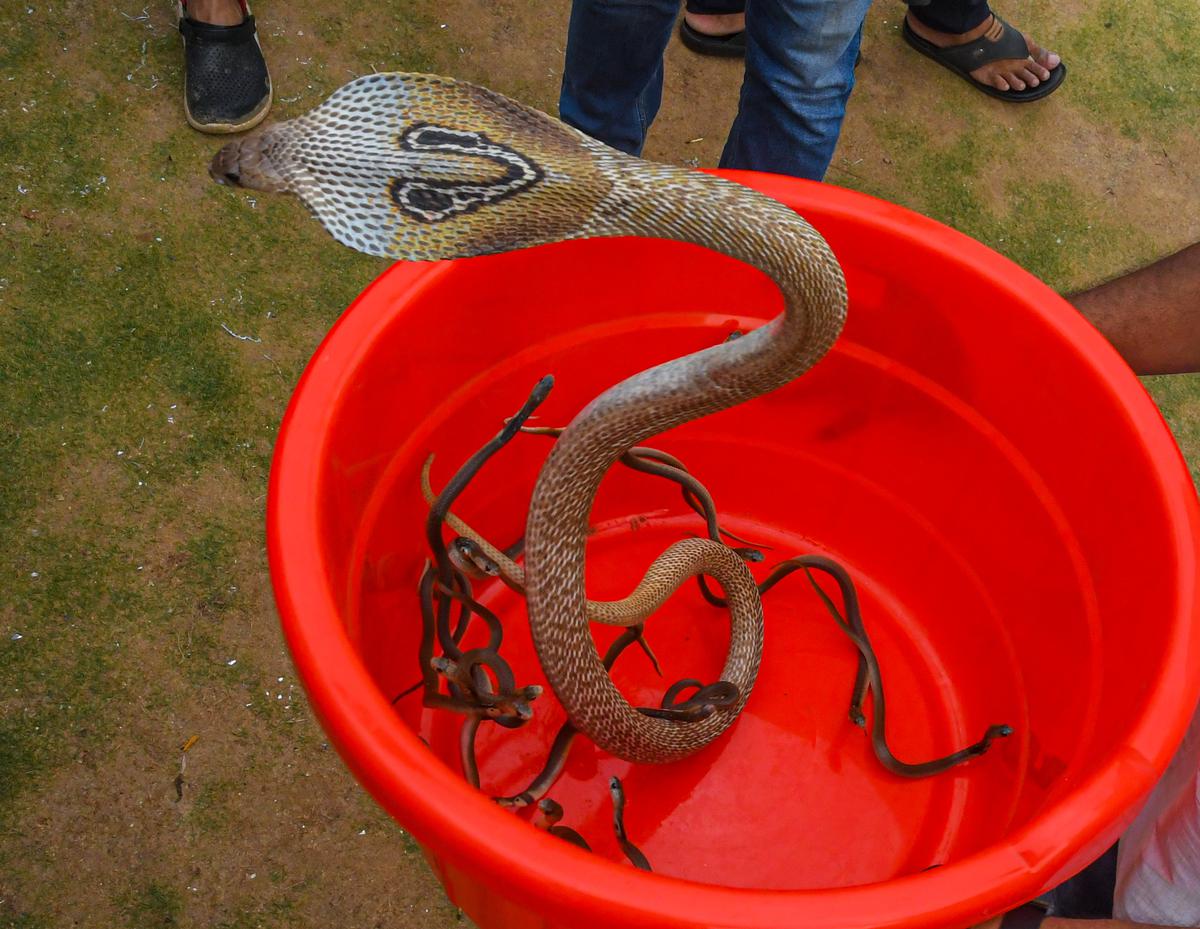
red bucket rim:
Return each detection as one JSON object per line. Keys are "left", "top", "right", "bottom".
{"left": 267, "top": 172, "right": 1200, "bottom": 929}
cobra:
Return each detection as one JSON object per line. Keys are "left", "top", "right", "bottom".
{"left": 211, "top": 73, "right": 848, "bottom": 764}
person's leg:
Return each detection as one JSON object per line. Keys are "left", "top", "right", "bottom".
{"left": 1044, "top": 844, "right": 1119, "bottom": 920}
{"left": 185, "top": 0, "right": 242, "bottom": 25}
{"left": 558, "top": 0, "right": 681, "bottom": 156}
{"left": 906, "top": 0, "right": 1061, "bottom": 94}
{"left": 685, "top": 0, "right": 745, "bottom": 38}
{"left": 720, "top": 0, "right": 872, "bottom": 180}
{"left": 907, "top": 0, "right": 990, "bottom": 33}
{"left": 687, "top": 0, "right": 745, "bottom": 11}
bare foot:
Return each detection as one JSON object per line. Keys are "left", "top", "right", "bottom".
{"left": 683, "top": 10, "right": 745, "bottom": 37}
{"left": 185, "top": 0, "right": 244, "bottom": 27}
{"left": 906, "top": 11, "right": 1061, "bottom": 93}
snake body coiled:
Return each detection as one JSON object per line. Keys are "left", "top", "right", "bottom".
{"left": 212, "top": 73, "right": 848, "bottom": 764}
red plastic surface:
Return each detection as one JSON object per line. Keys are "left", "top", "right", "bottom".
{"left": 268, "top": 173, "right": 1200, "bottom": 929}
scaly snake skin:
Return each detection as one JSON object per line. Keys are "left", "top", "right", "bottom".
{"left": 212, "top": 73, "right": 847, "bottom": 764}
{"left": 420, "top": 454, "right": 754, "bottom": 626}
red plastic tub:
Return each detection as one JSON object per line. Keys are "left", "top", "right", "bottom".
{"left": 268, "top": 172, "right": 1200, "bottom": 929}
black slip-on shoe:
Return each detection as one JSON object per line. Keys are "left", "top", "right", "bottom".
{"left": 178, "top": 1, "right": 272, "bottom": 133}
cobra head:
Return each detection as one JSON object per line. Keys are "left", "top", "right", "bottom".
{"left": 209, "top": 127, "right": 290, "bottom": 193}
{"left": 205, "top": 72, "right": 611, "bottom": 262}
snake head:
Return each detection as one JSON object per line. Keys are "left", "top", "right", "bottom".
{"left": 483, "top": 684, "right": 541, "bottom": 725}
{"left": 534, "top": 798, "right": 564, "bottom": 828}
{"left": 209, "top": 127, "right": 290, "bottom": 193}
{"left": 449, "top": 536, "right": 500, "bottom": 579}
{"left": 430, "top": 655, "right": 459, "bottom": 678}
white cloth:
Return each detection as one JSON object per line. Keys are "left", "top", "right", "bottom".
{"left": 1114, "top": 700, "right": 1200, "bottom": 927}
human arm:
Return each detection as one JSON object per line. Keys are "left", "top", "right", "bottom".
{"left": 1067, "top": 242, "right": 1200, "bottom": 376}
{"left": 974, "top": 918, "right": 1180, "bottom": 929}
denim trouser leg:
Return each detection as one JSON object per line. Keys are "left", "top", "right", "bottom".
{"left": 720, "top": 0, "right": 873, "bottom": 180}
{"left": 687, "top": 0, "right": 746, "bottom": 13}
{"left": 907, "top": 0, "right": 992, "bottom": 34}
{"left": 559, "top": 0, "right": 681, "bottom": 156}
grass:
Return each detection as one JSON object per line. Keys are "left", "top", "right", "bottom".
{"left": 0, "top": 2, "right": 452, "bottom": 926}
{"left": 859, "top": 108, "right": 1155, "bottom": 294}
{"left": 1, "top": 0, "right": 1197, "bottom": 926}
{"left": 119, "top": 883, "right": 184, "bottom": 928}
{"left": 1058, "top": 0, "right": 1200, "bottom": 143}
{"left": 1145, "top": 375, "right": 1200, "bottom": 488}
{"left": 188, "top": 777, "right": 239, "bottom": 834}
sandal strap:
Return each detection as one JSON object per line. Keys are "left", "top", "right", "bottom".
{"left": 179, "top": 13, "right": 257, "bottom": 45}
{"left": 932, "top": 15, "right": 1030, "bottom": 72}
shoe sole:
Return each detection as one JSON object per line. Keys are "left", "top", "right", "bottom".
{"left": 184, "top": 79, "right": 272, "bottom": 134}
{"left": 679, "top": 21, "right": 745, "bottom": 58}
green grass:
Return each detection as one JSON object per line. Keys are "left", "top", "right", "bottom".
{"left": 188, "top": 778, "right": 239, "bottom": 834}
{"left": 0, "top": 0, "right": 378, "bottom": 884}
{"left": 861, "top": 110, "right": 1154, "bottom": 292}
{"left": 350, "top": 5, "right": 441, "bottom": 77}
{"left": 1058, "top": 0, "right": 1200, "bottom": 143}
{"left": 1145, "top": 374, "right": 1200, "bottom": 487}
{"left": 118, "top": 882, "right": 184, "bottom": 928}
{"left": 2, "top": 913, "right": 54, "bottom": 929}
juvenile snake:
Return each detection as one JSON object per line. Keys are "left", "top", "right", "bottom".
{"left": 212, "top": 73, "right": 847, "bottom": 764}
{"left": 420, "top": 448, "right": 760, "bottom": 620}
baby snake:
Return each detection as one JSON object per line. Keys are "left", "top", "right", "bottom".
{"left": 212, "top": 73, "right": 847, "bottom": 764}
{"left": 420, "top": 445, "right": 760, "bottom": 621}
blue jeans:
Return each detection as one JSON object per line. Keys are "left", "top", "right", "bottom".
{"left": 558, "top": 0, "right": 873, "bottom": 181}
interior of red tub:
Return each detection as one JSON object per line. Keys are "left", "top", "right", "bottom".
{"left": 298, "top": 179, "right": 1196, "bottom": 891}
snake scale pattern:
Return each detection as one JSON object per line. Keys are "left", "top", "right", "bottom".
{"left": 212, "top": 73, "right": 848, "bottom": 764}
